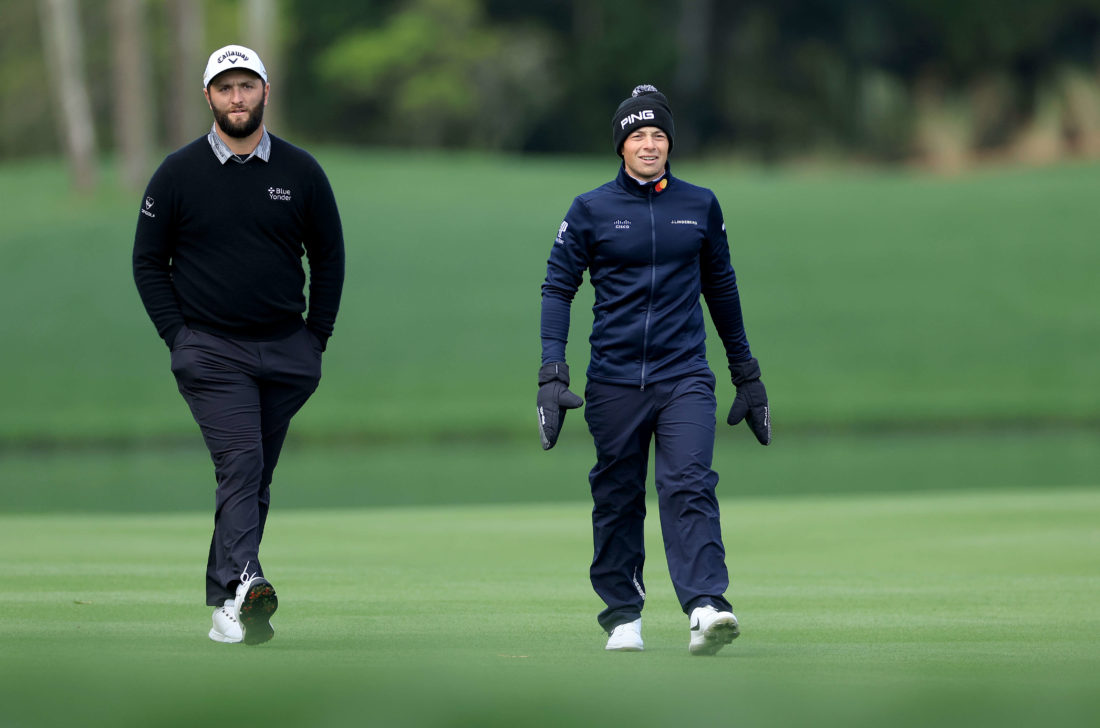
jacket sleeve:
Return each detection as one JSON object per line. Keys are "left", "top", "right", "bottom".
{"left": 699, "top": 193, "right": 754, "bottom": 371}
{"left": 132, "top": 161, "right": 185, "bottom": 349}
{"left": 540, "top": 197, "right": 593, "bottom": 365}
{"left": 302, "top": 161, "right": 345, "bottom": 350}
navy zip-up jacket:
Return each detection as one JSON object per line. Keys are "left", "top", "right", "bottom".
{"left": 541, "top": 164, "right": 753, "bottom": 388}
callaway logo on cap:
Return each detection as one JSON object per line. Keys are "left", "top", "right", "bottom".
{"left": 203, "top": 44, "right": 268, "bottom": 88}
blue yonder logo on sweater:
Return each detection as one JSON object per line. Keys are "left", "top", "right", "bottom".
{"left": 268, "top": 186, "right": 292, "bottom": 201}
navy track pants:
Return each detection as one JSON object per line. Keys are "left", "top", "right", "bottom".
{"left": 584, "top": 371, "right": 732, "bottom": 632}
{"left": 170, "top": 326, "right": 321, "bottom": 606}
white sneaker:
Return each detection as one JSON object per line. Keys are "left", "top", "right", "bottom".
{"left": 234, "top": 562, "right": 277, "bottom": 645}
{"left": 209, "top": 601, "right": 243, "bottom": 643}
{"left": 605, "top": 618, "right": 644, "bottom": 651}
{"left": 688, "top": 605, "right": 740, "bottom": 655}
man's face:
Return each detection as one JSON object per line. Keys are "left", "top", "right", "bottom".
{"left": 621, "top": 126, "right": 669, "bottom": 181}
{"left": 204, "top": 69, "right": 268, "bottom": 138}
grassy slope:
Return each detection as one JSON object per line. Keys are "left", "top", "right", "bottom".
{"left": 0, "top": 153, "right": 1097, "bottom": 442}
{"left": 1, "top": 488, "right": 1097, "bottom": 727}
{"left": 2, "top": 429, "right": 1098, "bottom": 512}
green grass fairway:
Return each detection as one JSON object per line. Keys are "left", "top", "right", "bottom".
{"left": 2, "top": 151, "right": 1097, "bottom": 727}
{"left": 2, "top": 488, "right": 1097, "bottom": 727}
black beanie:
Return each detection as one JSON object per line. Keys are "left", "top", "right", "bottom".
{"left": 612, "top": 84, "right": 675, "bottom": 156}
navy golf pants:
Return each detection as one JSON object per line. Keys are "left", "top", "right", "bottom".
{"left": 170, "top": 326, "right": 321, "bottom": 606}
{"left": 584, "top": 371, "right": 732, "bottom": 632}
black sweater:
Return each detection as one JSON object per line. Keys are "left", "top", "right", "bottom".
{"left": 133, "top": 134, "right": 345, "bottom": 349}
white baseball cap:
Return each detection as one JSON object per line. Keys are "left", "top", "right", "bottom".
{"left": 203, "top": 44, "right": 268, "bottom": 88}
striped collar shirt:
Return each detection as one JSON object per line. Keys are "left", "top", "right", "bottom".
{"left": 207, "top": 125, "right": 271, "bottom": 165}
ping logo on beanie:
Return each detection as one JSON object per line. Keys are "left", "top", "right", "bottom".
{"left": 612, "top": 84, "right": 675, "bottom": 156}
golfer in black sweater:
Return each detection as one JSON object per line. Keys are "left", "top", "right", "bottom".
{"left": 133, "top": 44, "right": 345, "bottom": 645}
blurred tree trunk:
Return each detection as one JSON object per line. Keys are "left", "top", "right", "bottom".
{"left": 111, "top": 0, "right": 151, "bottom": 189}
{"left": 912, "top": 72, "right": 971, "bottom": 173}
{"left": 674, "top": 0, "right": 712, "bottom": 155}
{"left": 243, "top": 0, "right": 281, "bottom": 132}
{"left": 37, "top": 0, "right": 97, "bottom": 191}
{"left": 168, "top": 0, "right": 205, "bottom": 147}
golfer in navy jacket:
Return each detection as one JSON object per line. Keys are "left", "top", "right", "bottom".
{"left": 538, "top": 85, "right": 770, "bottom": 655}
{"left": 133, "top": 45, "right": 344, "bottom": 645}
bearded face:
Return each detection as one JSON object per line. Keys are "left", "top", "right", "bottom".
{"left": 205, "top": 70, "right": 267, "bottom": 139}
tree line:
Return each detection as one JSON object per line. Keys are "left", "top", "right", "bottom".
{"left": 9, "top": 0, "right": 1100, "bottom": 190}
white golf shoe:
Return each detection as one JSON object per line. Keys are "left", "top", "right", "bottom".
{"left": 605, "top": 618, "right": 644, "bottom": 651}
{"left": 688, "top": 605, "right": 740, "bottom": 655}
{"left": 234, "top": 563, "right": 277, "bottom": 645}
{"left": 209, "top": 601, "right": 243, "bottom": 643}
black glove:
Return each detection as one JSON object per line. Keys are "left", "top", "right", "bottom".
{"left": 537, "top": 362, "right": 584, "bottom": 450}
{"left": 727, "top": 358, "right": 771, "bottom": 446}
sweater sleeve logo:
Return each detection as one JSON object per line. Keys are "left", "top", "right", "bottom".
{"left": 140, "top": 196, "right": 156, "bottom": 218}
{"left": 555, "top": 221, "right": 568, "bottom": 245}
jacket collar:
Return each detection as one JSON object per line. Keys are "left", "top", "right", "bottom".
{"left": 616, "top": 163, "right": 673, "bottom": 197}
